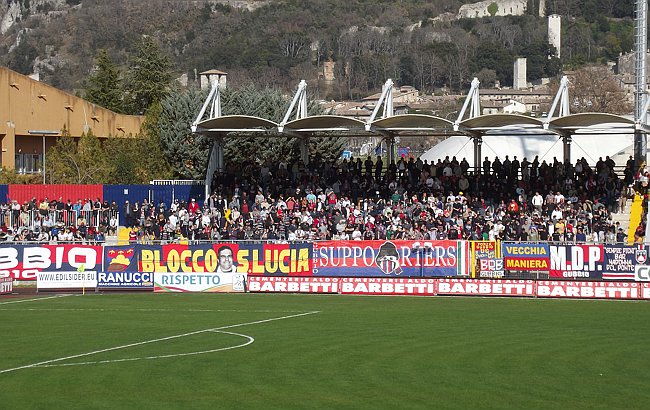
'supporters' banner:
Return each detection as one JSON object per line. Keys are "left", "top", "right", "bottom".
{"left": 313, "top": 240, "right": 470, "bottom": 277}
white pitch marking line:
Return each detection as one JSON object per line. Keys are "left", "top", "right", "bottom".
{"left": 0, "top": 308, "right": 313, "bottom": 313}
{"left": 35, "top": 331, "right": 255, "bottom": 368}
{"left": 0, "top": 294, "right": 73, "bottom": 305}
{"left": 0, "top": 310, "right": 319, "bottom": 374}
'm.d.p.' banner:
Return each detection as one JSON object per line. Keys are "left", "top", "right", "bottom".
{"left": 313, "top": 240, "right": 470, "bottom": 277}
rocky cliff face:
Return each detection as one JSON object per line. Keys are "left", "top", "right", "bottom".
{"left": 1, "top": 0, "right": 71, "bottom": 34}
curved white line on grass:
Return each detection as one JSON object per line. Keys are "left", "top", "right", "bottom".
{"left": 0, "top": 310, "right": 319, "bottom": 374}
{"left": 34, "top": 331, "right": 254, "bottom": 369}
{"left": 0, "top": 294, "right": 73, "bottom": 305}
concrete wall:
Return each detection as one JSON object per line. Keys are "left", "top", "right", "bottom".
{"left": 0, "top": 66, "right": 144, "bottom": 169}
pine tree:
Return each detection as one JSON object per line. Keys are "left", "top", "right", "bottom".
{"left": 123, "top": 37, "right": 173, "bottom": 115}
{"left": 83, "top": 49, "right": 124, "bottom": 113}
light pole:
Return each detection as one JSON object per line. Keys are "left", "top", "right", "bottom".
{"left": 28, "top": 130, "right": 59, "bottom": 184}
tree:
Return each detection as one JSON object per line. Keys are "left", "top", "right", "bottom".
{"left": 568, "top": 65, "right": 632, "bottom": 114}
{"left": 123, "top": 37, "right": 173, "bottom": 115}
{"left": 159, "top": 87, "right": 212, "bottom": 179}
{"left": 47, "top": 128, "right": 111, "bottom": 184}
{"left": 84, "top": 49, "right": 124, "bottom": 113}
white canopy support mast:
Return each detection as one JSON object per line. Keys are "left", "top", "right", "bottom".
{"left": 454, "top": 77, "right": 480, "bottom": 132}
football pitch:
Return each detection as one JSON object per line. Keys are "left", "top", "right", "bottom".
{"left": 0, "top": 293, "right": 649, "bottom": 409}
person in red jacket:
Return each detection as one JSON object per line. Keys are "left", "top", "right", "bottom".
{"left": 188, "top": 198, "right": 200, "bottom": 215}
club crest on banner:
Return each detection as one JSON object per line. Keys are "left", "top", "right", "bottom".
{"left": 375, "top": 241, "right": 403, "bottom": 275}
{"left": 636, "top": 248, "right": 647, "bottom": 264}
{"left": 106, "top": 248, "right": 135, "bottom": 272}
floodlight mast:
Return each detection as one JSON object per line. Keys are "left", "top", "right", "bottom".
{"left": 634, "top": 0, "right": 648, "bottom": 165}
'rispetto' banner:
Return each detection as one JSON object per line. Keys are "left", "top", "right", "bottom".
{"left": 313, "top": 240, "right": 470, "bottom": 277}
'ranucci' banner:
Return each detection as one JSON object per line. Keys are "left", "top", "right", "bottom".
{"left": 313, "top": 240, "right": 470, "bottom": 277}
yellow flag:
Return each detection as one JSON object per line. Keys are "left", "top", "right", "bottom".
{"left": 77, "top": 264, "right": 85, "bottom": 273}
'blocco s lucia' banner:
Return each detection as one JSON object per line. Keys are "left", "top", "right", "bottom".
{"left": 313, "top": 240, "right": 470, "bottom": 277}
{"left": 138, "top": 243, "right": 312, "bottom": 276}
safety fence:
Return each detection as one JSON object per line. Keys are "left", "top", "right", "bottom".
{"left": 3, "top": 209, "right": 119, "bottom": 230}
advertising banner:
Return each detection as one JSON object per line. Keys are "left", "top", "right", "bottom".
{"left": 97, "top": 272, "right": 153, "bottom": 289}
{"left": 313, "top": 240, "right": 470, "bottom": 277}
{"left": 0, "top": 245, "right": 103, "bottom": 281}
{"left": 472, "top": 241, "right": 498, "bottom": 259}
{"left": 635, "top": 265, "right": 650, "bottom": 282}
{"left": 153, "top": 272, "right": 246, "bottom": 293}
{"left": 477, "top": 258, "right": 505, "bottom": 278}
{"left": 139, "top": 243, "right": 312, "bottom": 276}
{"left": 502, "top": 243, "right": 550, "bottom": 271}
{"left": 247, "top": 276, "right": 339, "bottom": 293}
{"left": 437, "top": 279, "right": 536, "bottom": 297}
{"left": 536, "top": 281, "right": 640, "bottom": 299}
{"left": 549, "top": 244, "right": 603, "bottom": 279}
{"left": 603, "top": 245, "right": 648, "bottom": 281}
{"left": 37, "top": 271, "right": 97, "bottom": 290}
{"left": 0, "top": 276, "right": 12, "bottom": 294}
{"left": 339, "top": 277, "right": 436, "bottom": 296}
{"left": 642, "top": 283, "right": 650, "bottom": 300}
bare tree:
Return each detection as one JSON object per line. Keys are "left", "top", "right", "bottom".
{"left": 569, "top": 65, "right": 633, "bottom": 114}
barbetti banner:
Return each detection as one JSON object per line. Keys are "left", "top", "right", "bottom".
{"left": 138, "top": 243, "right": 312, "bottom": 276}
{"left": 549, "top": 244, "right": 603, "bottom": 279}
{"left": 536, "top": 281, "right": 640, "bottom": 299}
{"left": 437, "top": 278, "right": 535, "bottom": 297}
{"left": 313, "top": 240, "right": 470, "bottom": 277}
{"left": 502, "top": 243, "right": 550, "bottom": 271}
{"left": 248, "top": 276, "right": 339, "bottom": 293}
{"left": 602, "top": 244, "right": 648, "bottom": 281}
{"left": 0, "top": 276, "right": 12, "bottom": 294}
{"left": 642, "top": 283, "right": 650, "bottom": 299}
{"left": 0, "top": 244, "right": 103, "bottom": 280}
{"left": 340, "top": 277, "right": 437, "bottom": 295}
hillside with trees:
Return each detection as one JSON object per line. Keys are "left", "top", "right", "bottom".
{"left": 0, "top": 0, "right": 636, "bottom": 100}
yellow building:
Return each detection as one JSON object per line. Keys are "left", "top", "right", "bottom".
{"left": 0, "top": 67, "right": 144, "bottom": 174}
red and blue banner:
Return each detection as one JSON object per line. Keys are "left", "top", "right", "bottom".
{"left": 313, "top": 240, "right": 470, "bottom": 277}
{"left": 0, "top": 244, "right": 103, "bottom": 280}
{"left": 549, "top": 244, "right": 603, "bottom": 279}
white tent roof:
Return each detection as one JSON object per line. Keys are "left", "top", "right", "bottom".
{"left": 420, "top": 132, "right": 634, "bottom": 167}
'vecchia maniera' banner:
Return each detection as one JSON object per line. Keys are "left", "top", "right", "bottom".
{"left": 313, "top": 240, "right": 470, "bottom": 277}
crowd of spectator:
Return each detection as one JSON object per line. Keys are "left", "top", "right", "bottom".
{"left": 0, "top": 153, "right": 642, "bottom": 245}
{"left": 120, "top": 153, "right": 639, "bottom": 244}
{"left": 0, "top": 197, "right": 118, "bottom": 243}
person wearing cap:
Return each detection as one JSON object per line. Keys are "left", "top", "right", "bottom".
{"left": 188, "top": 198, "right": 199, "bottom": 215}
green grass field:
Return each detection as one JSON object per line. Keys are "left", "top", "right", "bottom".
{"left": 0, "top": 293, "right": 649, "bottom": 409}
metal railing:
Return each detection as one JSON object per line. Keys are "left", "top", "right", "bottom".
{"left": 2, "top": 209, "right": 119, "bottom": 230}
